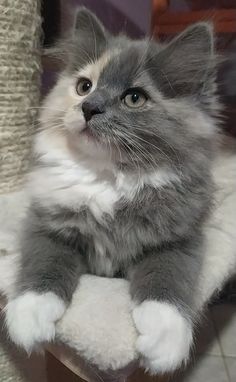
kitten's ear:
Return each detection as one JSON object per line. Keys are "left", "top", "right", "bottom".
{"left": 45, "top": 8, "right": 109, "bottom": 71}
{"left": 74, "top": 7, "right": 108, "bottom": 51}
{"left": 150, "top": 23, "right": 216, "bottom": 98}
{"left": 62, "top": 7, "right": 110, "bottom": 70}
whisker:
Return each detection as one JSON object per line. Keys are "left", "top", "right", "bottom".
{"left": 117, "top": 135, "right": 144, "bottom": 190}
{"left": 160, "top": 69, "right": 176, "bottom": 96}
{"left": 28, "top": 106, "right": 67, "bottom": 112}
{"left": 133, "top": 126, "right": 182, "bottom": 171}
{"left": 114, "top": 134, "right": 138, "bottom": 170}
{"left": 134, "top": 40, "right": 150, "bottom": 79}
{"left": 35, "top": 123, "right": 66, "bottom": 133}
{"left": 33, "top": 117, "right": 64, "bottom": 126}
{"left": 120, "top": 131, "right": 156, "bottom": 171}
{"left": 116, "top": 130, "right": 156, "bottom": 173}
{"left": 116, "top": 121, "right": 173, "bottom": 167}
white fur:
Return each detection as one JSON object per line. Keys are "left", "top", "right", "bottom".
{"left": 92, "top": 239, "right": 114, "bottom": 276}
{"left": 0, "top": 190, "right": 27, "bottom": 300}
{"left": 0, "top": 254, "right": 20, "bottom": 299}
{"left": 30, "top": 130, "right": 180, "bottom": 222}
{"left": 5, "top": 292, "right": 66, "bottom": 352}
{"left": 0, "top": 190, "right": 27, "bottom": 255}
{"left": 132, "top": 301, "right": 193, "bottom": 374}
{"left": 196, "top": 138, "right": 236, "bottom": 308}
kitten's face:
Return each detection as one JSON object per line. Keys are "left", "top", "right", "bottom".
{"left": 40, "top": 9, "right": 217, "bottom": 170}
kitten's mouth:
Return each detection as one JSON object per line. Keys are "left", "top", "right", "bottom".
{"left": 80, "top": 123, "right": 106, "bottom": 145}
{"left": 80, "top": 125, "right": 97, "bottom": 141}
{"left": 77, "top": 124, "right": 126, "bottom": 163}
{"left": 81, "top": 126, "right": 93, "bottom": 137}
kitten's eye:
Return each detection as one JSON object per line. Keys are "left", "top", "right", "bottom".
{"left": 76, "top": 78, "right": 92, "bottom": 96}
{"left": 123, "top": 89, "right": 147, "bottom": 108}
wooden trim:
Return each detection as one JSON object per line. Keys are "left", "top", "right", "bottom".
{"left": 154, "top": 20, "right": 236, "bottom": 35}
{"left": 152, "top": 0, "right": 169, "bottom": 14}
{"left": 151, "top": 0, "right": 170, "bottom": 33}
{"left": 46, "top": 352, "right": 86, "bottom": 382}
{"left": 154, "top": 9, "right": 236, "bottom": 25}
{"left": 152, "top": 7, "right": 236, "bottom": 36}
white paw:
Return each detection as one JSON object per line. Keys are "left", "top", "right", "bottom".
{"left": 132, "top": 301, "right": 193, "bottom": 375}
{"left": 5, "top": 291, "right": 66, "bottom": 352}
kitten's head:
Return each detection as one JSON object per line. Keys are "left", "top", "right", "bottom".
{"left": 39, "top": 8, "right": 219, "bottom": 170}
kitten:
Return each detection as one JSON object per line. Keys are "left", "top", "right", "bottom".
{"left": 5, "top": 8, "right": 219, "bottom": 374}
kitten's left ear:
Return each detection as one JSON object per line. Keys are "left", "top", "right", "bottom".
{"left": 74, "top": 7, "right": 108, "bottom": 53}
{"left": 149, "top": 23, "right": 217, "bottom": 99}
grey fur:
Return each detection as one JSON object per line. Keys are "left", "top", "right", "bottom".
{"left": 17, "top": 9, "right": 219, "bottom": 323}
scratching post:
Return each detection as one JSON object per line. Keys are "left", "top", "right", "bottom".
{"left": 0, "top": 2, "right": 42, "bottom": 381}
{"left": 0, "top": 0, "right": 41, "bottom": 193}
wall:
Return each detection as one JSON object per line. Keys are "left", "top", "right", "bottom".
{"left": 61, "top": 0, "right": 151, "bottom": 37}
{"left": 108, "top": 0, "right": 151, "bottom": 34}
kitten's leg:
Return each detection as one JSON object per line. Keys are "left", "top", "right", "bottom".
{"left": 129, "top": 242, "right": 202, "bottom": 375}
{"left": 5, "top": 222, "right": 87, "bottom": 352}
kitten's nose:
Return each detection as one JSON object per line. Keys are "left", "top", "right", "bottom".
{"left": 82, "top": 100, "right": 104, "bottom": 122}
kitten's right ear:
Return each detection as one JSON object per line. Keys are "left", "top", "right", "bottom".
{"left": 44, "top": 8, "right": 109, "bottom": 71}
{"left": 74, "top": 7, "right": 108, "bottom": 49}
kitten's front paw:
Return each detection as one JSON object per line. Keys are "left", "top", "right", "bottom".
{"left": 132, "top": 301, "right": 193, "bottom": 375}
{"left": 5, "top": 292, "right": 66, "bottom": 352}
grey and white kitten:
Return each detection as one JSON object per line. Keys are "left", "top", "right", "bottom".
{"left": 6, "top": 8, "right": 219, "bottom": 375}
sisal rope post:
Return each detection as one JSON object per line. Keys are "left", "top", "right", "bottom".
{"left": 0, "top": 3, "right": 43, "bottom": 380}
{"left": 0, "top": 0, "right": 42, "bottom": 193}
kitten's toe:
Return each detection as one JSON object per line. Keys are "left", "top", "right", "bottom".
{"left": 5, "top": 291, "right": 66, "bottom": 352}
{"left": 132, "top": 300, "right": 193, "bottom": 375}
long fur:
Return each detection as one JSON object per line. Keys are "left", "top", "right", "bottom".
{"left": 5, "top": 8, "right": 224, "bottom": 373}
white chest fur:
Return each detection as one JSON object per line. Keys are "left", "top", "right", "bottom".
{"left": 30, "top": 160, "right": 180, "bottom": 222}
{"left": 30, "top": 132, "right": 180, "bottom": 222}
{"left": 29, "top": 159, "right": 121, "bottom": 221}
